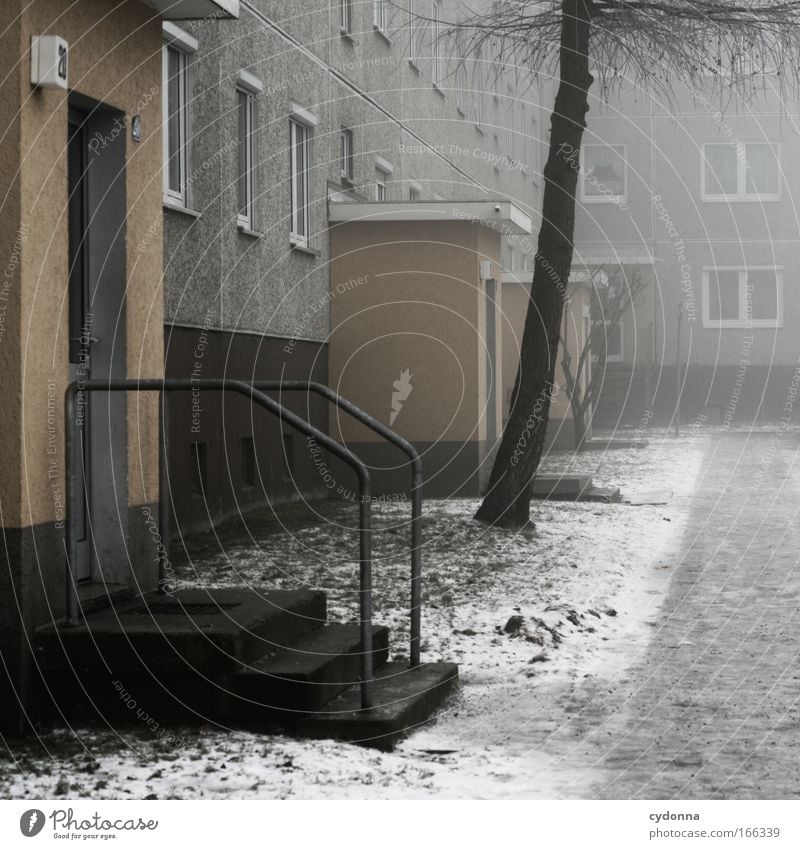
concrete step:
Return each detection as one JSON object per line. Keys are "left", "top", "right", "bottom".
{"left": 227, "top": 623, "right": 390, "bottom": 713}
{"left": 35, "top": 587, "right": 327, "bottom": 677}
{"left": 531, "top": 474, "right": 593, "bottom": 498}
{"left": 531, "top": 474, "right": 622, "bottom": 503}
{"left": 298, "top": 661, "right": 459, "bottom": 750}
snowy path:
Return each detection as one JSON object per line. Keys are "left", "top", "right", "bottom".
{"left": 15, "top": 431, "right": 793, "bottom": 799}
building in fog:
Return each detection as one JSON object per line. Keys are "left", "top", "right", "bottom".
{"left": 572, "top": 79, "right": 800, "bottom": 430}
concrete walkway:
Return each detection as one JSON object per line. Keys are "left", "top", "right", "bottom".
{"left": 551, "top": 431, "right": 800, "bottom": 798}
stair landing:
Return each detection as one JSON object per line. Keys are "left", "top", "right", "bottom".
{"left": 34, "top": 587, "right": 458, "bottom": 749}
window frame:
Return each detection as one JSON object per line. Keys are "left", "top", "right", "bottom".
{"left": 235, "top": 71, "right": 262, "bottom": 231}
{"left": 580, "top": 143, "right": 628, "bottom": 205}
{"left": 340, "top": 0, "right": 353, "bottom": 35}
{"left": 374, "top": 156, "right": 393, "bottom": 201}
{"left": 340, "top": 126, "right": 355, "bottom": 185}
{"left": 289, "top": 104, "right": 317, "bottom": 249}
{"left": 162, "top": 24, "right": 198, "bottom": 209}
{"left": 431, "top": 0, "right": 443, "bottom": 88}
{"left": 701, "top": 141, "right": 781, "bottom": 202}
{"left": 374, "top": 0, "right": 387, "bottom": 33}
{"left": 702, "top": 266, "right": 784, "bottom": 329}
{"left": 407, "top": 0, "right": 418, "bottom": 65}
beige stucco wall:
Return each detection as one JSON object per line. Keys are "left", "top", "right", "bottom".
{"left": 329, "top": 220, "right": 503, "bottom": 446}
{"left": 8, "top": 0, "right": 164, "bottom": 529}
{"left": 0, "top": 12, "right": 24, "bottom": 531}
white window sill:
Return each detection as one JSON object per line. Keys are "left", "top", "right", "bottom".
{"left": 290, "top": 241, "right": 321, "bottom": 257}
{"left": 373, "top": 26, "right": 392, "bottom": 46}
{"left": 163, "top": 199, "right": 202, "bottom": 218}
{"left": 237, "top": 223, "right": 264, "bottom": 238}
{"left": 340, "top": 29, "right": 357, "bottom": 45}
{"left": 701, "top": 195, "right": 782, "bottom": 203}
{"left": 432, "top": 82, "right": 446, "bottom": 98}
{"left": 408, "top": 59, "right": 420, "bottom": 74}
{"left": 474, "top": 122, "right": 485, "bottom": 135}
{"left": 703, "top": 320, "right": 783, "bottom": 330}
{"left": 581, "top": 196, "right": 627, "bottom": 205}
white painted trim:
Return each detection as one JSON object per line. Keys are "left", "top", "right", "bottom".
{"left": 162, "top": 22, "right": 198, "bottom": 53}
{"left": 328, "top": 200, "right": 532, "bottom": 235}
{"left": 374, "top": 155, "right": 394, "bottom": 174}
{"left": 236, "top": 69, "right": 263, "bottom": 93}
{"left": 290, "top": 101, "right": 317, "bottom": 127}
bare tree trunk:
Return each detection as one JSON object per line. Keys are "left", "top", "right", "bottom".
{"left": 476, "top": 0, "right": 593, "bottom": 527}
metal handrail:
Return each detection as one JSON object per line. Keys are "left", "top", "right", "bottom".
{"left": 253, "top": 381, "right": 423, "bottom": 668}
{"left": 64, "top": 378, "right": 375, "bottom": 709}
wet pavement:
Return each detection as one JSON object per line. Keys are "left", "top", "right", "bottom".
{"left": 543, "top": 431, "right": 800, "bottom": 799}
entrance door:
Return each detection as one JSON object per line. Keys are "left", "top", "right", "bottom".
{"left": 67, "top": 107, "right": 92, "bottom": 581}
{"left": 65, "top": 96, "right": 129, "bottom": 587}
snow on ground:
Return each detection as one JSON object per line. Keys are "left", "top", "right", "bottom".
{"left": 1, "top": 431, "right": 706, "bottom": 800}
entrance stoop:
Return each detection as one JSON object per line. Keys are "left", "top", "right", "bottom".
{"left": 35, "top": 587, "right": 458, "bottom": 750}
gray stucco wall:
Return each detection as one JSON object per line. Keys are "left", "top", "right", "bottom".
{"left": 163, "top": 1, "right": 543, "bottom": 342}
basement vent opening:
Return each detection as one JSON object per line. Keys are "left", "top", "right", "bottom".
{"left": 128, "top": 602, "right": 243, "bottom": 616}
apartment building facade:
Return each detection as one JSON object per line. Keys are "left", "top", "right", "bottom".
{"left": 161, "top": 0, "right": 549, "bottom": 519}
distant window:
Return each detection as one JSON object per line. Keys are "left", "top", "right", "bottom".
{"left": 581, "top": 145, "right": 626, "bottom": 204}
{"left": 473, "top": 46, "right": 484, "bottom": 125}
{"left": 375, "top": 167, "right": 387, "bottom": 201}
{"left": 455, "top": 31, "right": 467, "bottom": 112}
{"left": 703, "top": 267, "right": 782, "bottom": 328}
{"left": 374, "top": 0, "right": 386, "bottom": 32}
{"left": 236, "top": 89, "right": 256, "bottom": 227}
{"left": 375, "top": 157, "right": 393, "bottom": 201}
{"left": 289, "top": 110, "right": 314, "bottom": 247}
{"left": 409, "top": 185, "right": 421, "bottom": 201}
{"left": 340, "top": 0, "right": 352, "bottom": 34}
{"left": 432, "top": 1, "right": 443, "bottom": 86}
{"left": 703, "top": 142, "right": 780, "bottom": 201}
{"left": 407, "top": 0, "right": 418, "bottom": 63}
{"left": 340, "top": 127, "right": 354, "bottom": 183}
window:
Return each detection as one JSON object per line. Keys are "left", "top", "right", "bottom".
{"left": 432, "top": 1, "right": 443, "bottom": 87}
{"left": 235, "top": 72, "right": 262, "bottom": 230}
{"left": 375, "top": 168, "right": 387, "bottom": 201}
{"left": 340, "top": 0, "right": 352, "bottom": 34}
{"left": 374, "top": 0, "right": 386, "bottom": 32}
{"left": 374, "top": 156, "right": 393, "bottom": 201}
{"left": 289, "top": 104, "right": 316, "bottom": 248}
{"left": 455, "top": 30, "right": 467, "bottom": 112}
{"left": 408, "top": 0, "right": 418, "bottom": 63}
{"left": 409, "top": 180, "right": 422, "bottom": 201}
{"left": 581, "top": 145, "right": 626, "bottom": 204}
{"left": 702, "top": 142, "right": 780, "bottom": 201}
{"left": 162, "top": 24, "right": 197, "bottom": 207}
{"left": 703, "top": 267, "right": 783, "bottom": 328}
{"left": 340, "top": 127, "right": 354, "bottom": 183}
{"left": 473, "top": 46, "right": 484, "bottom": 125}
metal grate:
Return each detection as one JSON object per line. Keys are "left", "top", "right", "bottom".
{"left": 127, "top": 602, "right": 242, "bottom": 616}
